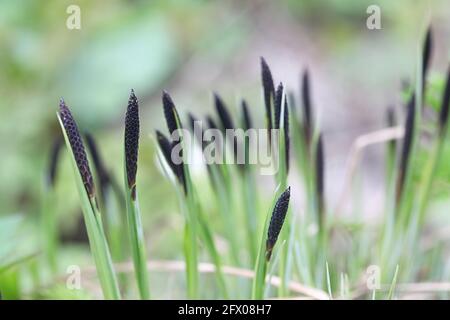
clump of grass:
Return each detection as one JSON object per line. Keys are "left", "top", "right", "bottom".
{"left": 156, "top": 91, "right": 228, "bottom": 299}
{"left": 123, "top": 89, "right": 150, "bottom": 299}
{"left": 57, "top": 99, "right": 120, "bottom": 300}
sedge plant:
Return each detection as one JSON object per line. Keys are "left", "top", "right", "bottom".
{"left": 123, "top": 90, "right": 150, "bottom": 299}
{"left": 57, "top": 100, "right": 121, "bottom": 300}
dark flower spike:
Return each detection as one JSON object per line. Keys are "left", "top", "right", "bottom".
{"left": 47, "top": 136, "right": 63, "bottom": 188}
{"left": 438, "top": 66, "right": 450, "bottom": 135}
{"left": 205, "top": 115, "right": 223, "bottom": 154}
{"left": 315, "top": 134, "right": 325, "bottom": 228}
{"left": 302, "top": 69, "right": 313, "bottom": 145}
{"left": 422, "top": 26, "right": 432, "bottom": 86}
{"left": 266, "top": 186, "right": 291, "bottom": 261}
{"left": 156, "top": 130, "right": 174, "bottom": 171}
{"left": 59, "top": 99, "right": 95, "bottom": 197}
{"left": 214, "top": 93, "right": 235, "bottom": 130}
{"left": 125, "top": 89, "right": 140, "bottom": 199}
{"left": 188, "top": 112, "right": 203, "bottom": 146}
{"left": 284, "top": 98, "right": 290, "bottom": 173}
{"left": 162, "top": 90, "right": 181, "bottom": 136}
{"left": 261, "top": 57, "right": 275, "bottom": 146}
{"left": 85, "top": 133, "right": 110, "bottom": 201}
{"left": 274, "top": 83, "right": 284, "bottom": 130}
{"left": 156, "top": 130, "right": 187, "bottom": 194}
{"left": 188, "top": 112, "right": 198, "bottom": 133}
{"left": 241, "top": 99, "right": 252, "bottom": 131}
{"left": 206, "top": 115, "right": 219, "bottom": 131}
{"left": 396, "top": 95, "right": 415, "bottom": 203}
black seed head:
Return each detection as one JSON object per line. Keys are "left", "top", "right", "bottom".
{"left": 266, "top": 186, "right": 291, "bottom": 261}
{"left": 214, "top": 93, "right": 235, "bottom": 130}
{"left": 241, "top": 99, "right": 252, "bottom": 130}
{"left": 47, "top": 137, "right": 63, "bottom": 188}
{"left": 188, "top": 112, "right": 204, "bottom": 146}
{"left": 156, "top": 130, "right": 187, "bottom": 194}
{"left": 302, "top": 69, "right": 313, "bottom": 145}
{"left": 396, "top": 95, "right": 415, "bottom": 203}
{"left": 315, "top": 134, "right": 325, "bottom": 227}
{"left": 206, "top": 115, "right": 219, "bottom": 130}
{"left": 261, "top": 57, "right": 275, "bottom": 147}
{"left": 156, "top": 130, "right": 173, "bottom": 168}
{"left": 124, "top": 89, "right": 140, "bottom": 197}
{"left": 439, "top": 66, "right": 450, "bottom": 135}
{"left": 85, "top": 133, "right": 110, "bottom": 201}
{"left": 59, "top": 99, "right": 95, "bottom": 197}
{"left": 422, "top": 26, "right": 432, "bottom": 85}
{"left": 274, "top": 82, "right": 284, "bottom": 129}
{"left": 188, "top": 112, "right": 198, "bottom": 133}
{"left": 163, "top": 90, "right": 181, "bottom": 136}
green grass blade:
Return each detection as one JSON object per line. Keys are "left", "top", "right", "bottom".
{"left": 124, "top": 185, "right": 150, "bottom": 299}
{"left": 387, "top": 264, "right": 399, "bottom": 300}
{"left": 58, "top": 114, "right": 120, "bottom": 300}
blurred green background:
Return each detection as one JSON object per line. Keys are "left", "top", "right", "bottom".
{"left": 1, "top": 0, "right": 450, "bottom": 298}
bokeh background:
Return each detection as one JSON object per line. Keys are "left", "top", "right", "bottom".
{"left": 1, "top": 0, "right": 450, "bottom": 298}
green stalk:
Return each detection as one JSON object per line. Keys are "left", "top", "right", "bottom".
{"left": 103, "top": 183, "right": 127, "bottom": 289}
{"left": 124, "top": 183, "right": 150, "bottom": 299}
{"left": 184, "top": 163, "right": 229, "bottom": 298}
{"left": 252, "top": 186, "right": 281, "bottom": 299}
{"left": 276, "top": 100, "right": 290, "bottom": 297}
{"left": 58, "top": 114, "right": 120, "bottom": 300}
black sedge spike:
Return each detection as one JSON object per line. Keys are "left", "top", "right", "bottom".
{"left": 284, "top": 98, "right": 290, "bottom": 173}
{"left": 85, "top": 133, "right": 110, "bottom": 201}
{"left": 241, "top": 99, "right": 253, "bottom": 131}
{"left": 396, "top": 94, "right": 415, "bottom": 204}
{"left": 315, "top": 134, "right": 325, "bottom": 228}
{"left": 188, "top": 112, "right": 203, "bottom": 146}
{"left": 261, "top": 57, "right": 275, "bottom": 133}
{"left": 206, "top": 115, "right": 219, "bottom": 130}
{"left": 439, "top": 66, "right": 450, "bottom": 135}
{"left": 302, "top": 69, "right": 313, "bottom": 145}
{"left": 266, "top": 186, "right": 291, "bottom": 261}
{"left": 47, "top": 136, "right": 63, "bottom": 188}
{"left": 172, "top": 140, "right": 187, "bottom": 194}
{"left": 162, "top": 90, "right": 180, "bottom": 136}
{"left": 274, "top": 83, "right": 284, "bottom": 130}
{"left": 422, "top": 26, "right": 432, "bottom": 86}
{"left": 214, "top": 93, "right": 235, "bottom": 130}
{"left": 156, "top": 131, "right": 187, "bottom": 194}
{"left": 59, "top": 99, "right": 95, "bottom": 197}
{"left": 125, "top": 89, "right": 140, "bottom": 199}
{"left": 206, "top": 115, "right": 223, "bottom": 153}
{"left": 156, "top": 130, "right": 174, "bottom": 170}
